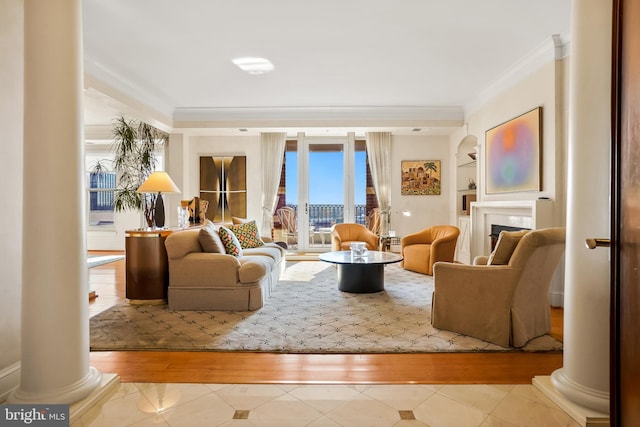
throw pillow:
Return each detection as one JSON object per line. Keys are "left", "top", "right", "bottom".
{"left": 487, "top": 229, "right": 530, "bottom": 265}
{"left": 232, "top": 216, "right": 250, "bottom": 224}
{"left": 229, "top": 220, "right": 265, "bottom": 249}
{"left": 218, "top": 226, "right": 243, "bottom": 257}
{"left": 198, "top": 220, "right": 225, "bottom": 253}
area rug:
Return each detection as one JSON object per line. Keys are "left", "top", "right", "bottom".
{"left": 88, "top": 255, "right": 125, "bottom": 268}
{"left": 90, "top": 261, "right": 563, "bottom": 353}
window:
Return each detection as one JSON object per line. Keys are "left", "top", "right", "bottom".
{"left": 86, "top": 147, "right": 115, "bottom": 228}
{"left": 88, "top": 171, "right": 116, "bottom": 226}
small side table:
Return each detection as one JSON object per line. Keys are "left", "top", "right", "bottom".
{"left": 125, "top": 229, "right": 173, "bottom": 305}
{"left": 379, "top": 236, "right": 402, "bottom": 252}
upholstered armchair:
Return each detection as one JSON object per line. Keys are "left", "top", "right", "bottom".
{"left": 400, "top": 225, "right": 460, "bottom": 275}
{"left": 431, "top": 227, "right": 566, "bottom": 348}
{"left": 330, "top": 223, "right": 379, "bottom": 251}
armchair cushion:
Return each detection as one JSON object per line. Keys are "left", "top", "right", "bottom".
{"left": 487, "top": 229, "right": 529, "bottom": 265}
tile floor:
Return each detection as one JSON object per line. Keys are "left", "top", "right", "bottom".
{"left": 74, "top": 382, "right": 581, "bottom": 427}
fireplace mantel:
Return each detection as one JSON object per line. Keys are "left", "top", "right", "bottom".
{"left": 469, "top": 199, "right": 554, "bottom": 260}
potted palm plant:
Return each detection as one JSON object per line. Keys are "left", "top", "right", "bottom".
{"left": 111, "top": 116, "right": 168, "bottom": 227}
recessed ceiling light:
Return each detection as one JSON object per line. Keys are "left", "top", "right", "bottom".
{"left": 231, "top": 57, "right": 274, "bottom": 75}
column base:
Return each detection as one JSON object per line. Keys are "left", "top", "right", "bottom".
{"left": 9, "top": 367, "right": 103, "bottom": 405}
{"left": 69, "top": 373, "right": 120, "bottom": 425}
{"left": 533, "top": 375, "right": 609, "bottom": 427}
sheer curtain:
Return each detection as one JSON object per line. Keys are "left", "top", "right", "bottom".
{"left": 261, "top": 132, "right": 287, "bottom": 236}
{"left": 365, "top": 132, "right": 392, "bottom": 236}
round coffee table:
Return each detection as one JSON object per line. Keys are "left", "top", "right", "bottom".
{"left": 318, "top": 250, "right": 403, "bottom": 293}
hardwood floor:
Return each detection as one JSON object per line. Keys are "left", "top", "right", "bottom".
{"left": 88, "top": 252, "right": 563, "bottom": 384}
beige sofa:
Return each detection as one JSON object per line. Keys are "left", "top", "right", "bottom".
{"left": 164, "top": 227, "right": 285, "bottom": 311}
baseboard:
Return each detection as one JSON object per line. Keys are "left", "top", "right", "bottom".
{"left": 550, "top": 290, "right": 564, "bottom": 307}
{"left": 0, "top": 362, "right": 20, "bottom": 403}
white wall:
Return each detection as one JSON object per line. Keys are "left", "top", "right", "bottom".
{"left": 184, "top": 135, "right": 263, "bottom": 224}
{"left": 0, "top": 0, "right": 23, "bottom": 399}
{"left": 463, "top": 59, "right": 566, "bottom": 218}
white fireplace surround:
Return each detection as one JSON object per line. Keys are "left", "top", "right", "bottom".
{"left": 470, "top": 199, "right": 554, "bottom": 259}
{"left": 469, "top": 199, "right": 564, "bottom": 307}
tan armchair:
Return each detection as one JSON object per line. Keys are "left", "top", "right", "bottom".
{"left": 330, "top": 223, "right": 379, "bottom": 251}
{"left": 431, "top": 227, "right": 566, "bottom": 348}
{"left": 400, "top": 225, "right": 460, "bottom": 275}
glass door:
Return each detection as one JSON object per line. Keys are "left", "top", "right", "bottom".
{"left": 302, "top": 138, "right": 351, "bottom": 252}
{"left": 280, "top": 134, "right": 370, "bottom": 253}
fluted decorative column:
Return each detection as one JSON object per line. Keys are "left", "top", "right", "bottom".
{"left": 9, "top": 0, "right": 102, "bottom": 403}
{"left": 534, "top": 0, "right": 611, "bottom": 422}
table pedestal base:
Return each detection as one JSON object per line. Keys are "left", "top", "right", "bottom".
{"left": 336, "top": 264, "right": 385, "bottom": 293}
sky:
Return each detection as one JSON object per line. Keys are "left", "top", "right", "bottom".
{"left": 285, "top": 150, "right": 367, "bottom": 205}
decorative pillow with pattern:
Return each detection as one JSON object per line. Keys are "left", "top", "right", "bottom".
{"left": 218, "top": 226, "right": 243, "bottom": 257}
{"left": 229, "top": 220, "right": 265, "bottom": 249}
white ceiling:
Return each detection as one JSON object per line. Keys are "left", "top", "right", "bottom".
{"left": 82, "top": 0, "right": 571, "bottom": 136}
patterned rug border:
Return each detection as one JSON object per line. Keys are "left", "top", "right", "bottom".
{"left": 90, "top": 262, "right": 563, "bottom": 354}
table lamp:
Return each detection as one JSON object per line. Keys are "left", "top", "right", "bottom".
{"left": 137, "top": 171, "right": 181, "bottom": 228}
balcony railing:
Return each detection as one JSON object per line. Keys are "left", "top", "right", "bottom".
{"left": 274, "top": 204, "right": 371, "bottom": 250}
{"left": 286, "top": 204, "right": 367, "bottom": 228}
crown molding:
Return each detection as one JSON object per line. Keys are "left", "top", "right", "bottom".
{"left": 173, "top": 106, "right": 464, "bottom": 128}
{"left": 84, "top": 57, "right": 174, "bottom": 132}
{"left": 464, "top": 33, "right": 571, "bottom": 117}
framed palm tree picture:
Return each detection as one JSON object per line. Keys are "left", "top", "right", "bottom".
{"left": 401, "top": 160, "right": 441, "bottom": 195}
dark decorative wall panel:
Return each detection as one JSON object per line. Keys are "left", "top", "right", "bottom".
{"left": 200, "top": 156, "right": 247, "bottom": 222}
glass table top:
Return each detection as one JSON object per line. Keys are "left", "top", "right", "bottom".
{"left": 318, "top": 250, "right": 403, "bottom": 265}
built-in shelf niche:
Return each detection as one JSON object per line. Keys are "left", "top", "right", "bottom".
{"left": 456, "top": 138, "right": 478, "bottom": 215}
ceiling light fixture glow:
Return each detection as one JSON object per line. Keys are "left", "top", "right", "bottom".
{"left": 231, "top": 57, "right": 274, "bottom": 75}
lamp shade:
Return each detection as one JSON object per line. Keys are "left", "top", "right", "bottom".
{"left": 137, "top": 171, "right": 181, "bottom": 194}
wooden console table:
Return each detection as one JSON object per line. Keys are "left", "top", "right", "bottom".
{"left": 125, "top": 229, "right": 173, "bottom": 305}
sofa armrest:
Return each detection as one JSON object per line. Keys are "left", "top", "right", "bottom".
{"left": 165, "top": 229, "right": 202, "bottom": 259}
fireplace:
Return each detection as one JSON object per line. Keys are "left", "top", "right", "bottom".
{"left": 470, "top": 200, "right": 554, "bottom": 259}
{"left": 490, "top": 224, "right": 530, "bottom": 251}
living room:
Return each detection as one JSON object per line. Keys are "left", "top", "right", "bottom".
{"left": 1, "top": 1, "right": 618, "bottom": 425}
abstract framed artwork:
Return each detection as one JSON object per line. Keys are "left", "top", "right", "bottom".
{"left": 401, "top": 160, "right": 441, "bottom": 195}
{"left": 485, "top": 107, "right": 542, "bottom": 194}
{"left": 199, "top": 156, "right": 247, "bottom": 222}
